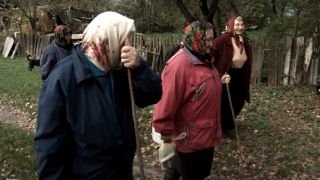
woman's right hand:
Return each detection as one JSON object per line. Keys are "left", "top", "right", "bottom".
{"left": 221, "top": 73, "right": 231, "bottom": 84}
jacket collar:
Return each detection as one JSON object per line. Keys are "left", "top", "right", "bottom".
{"left": 72, "top": 44, "right": 94, "bottom": 84}
{"left": 183, "top": 47, "right": 205, "bottom": 65}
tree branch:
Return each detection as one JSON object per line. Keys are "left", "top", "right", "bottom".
{"left": 176, "top": 0, "right": 196, "bottom": 23}
{"left": 271, "top": 0, "right": 277, "bottom": 15}
{"left": 206, "top": 0, "right": 220, "bottom": 22}
{"left": 226, "top": 0, "right": 239, "bottom": 15}
{"left": 199, "top": 0, "right": 209, "bottom": 16}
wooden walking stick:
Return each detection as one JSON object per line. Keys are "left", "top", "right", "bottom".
{"left": 225, "top": 83, "right": 241, "bottom": 149}
{"left": 128, "top": 69, "right": 146, "bottom": 179}
{"left": 125, "top": 37, "right": 145, "bottom": 179}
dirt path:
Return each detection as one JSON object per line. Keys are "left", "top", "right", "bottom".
{"left": 0, "top": 109, "right": 13, "bottom": 123}
{"left": 0, "top": 105, "right": 36, "bottom": 130}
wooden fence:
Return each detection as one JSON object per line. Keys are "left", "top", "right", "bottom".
{"left": 17, "top": 33, "right": 51, "bottom": 59}
{"left": 133, "top": 33, "right": 180, "bottom": 73}
{"left": 5, "top": 33, "right": 318, "bottom": 85}
{"left": 250, "top": 37, "right": 319, "bottom": 85}
{"left": 134, "top": 34, "right": 319, "bottom": 85}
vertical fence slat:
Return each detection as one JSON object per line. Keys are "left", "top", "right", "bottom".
{"left": 290, "top": 37, "right": 304, "bottom": 84}
{"left": 283, "top": 37, "right": 293, "bottom": 85}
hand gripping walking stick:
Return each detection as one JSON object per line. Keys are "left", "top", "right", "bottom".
{"left": 125, "top": 38, "right": 145, "bottom": 179}
{"left": 225, "top": 83, "right": 240, "bottom": 149}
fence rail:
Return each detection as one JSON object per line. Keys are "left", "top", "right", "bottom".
{"left": 5, "top": 33, "right": 319, "bottom": 85}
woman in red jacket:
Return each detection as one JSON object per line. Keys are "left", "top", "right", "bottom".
{"left": 153, "top": 21, "right": 222, "bottom": 180}
{"left": 212, "top": 15, "right": 253, "bottom": 138}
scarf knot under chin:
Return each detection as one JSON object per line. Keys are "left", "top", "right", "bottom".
{"left": 230, "top": 32, "right": 244, "bottom": 54}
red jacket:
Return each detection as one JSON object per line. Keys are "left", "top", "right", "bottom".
{"left": 153, "top": 48, "right": 222, "bottom": 153}
{"left": 212, "top": 33, "right": 252, "bottom": 102}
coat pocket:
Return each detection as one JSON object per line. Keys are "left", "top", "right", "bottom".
{"left": 187, "top": 119, "right": 214, "bottom": 149}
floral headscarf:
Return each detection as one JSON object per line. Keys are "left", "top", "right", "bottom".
{"left": 182, "top": 21, "right": 213, "bottom": 61}
{"left": 82, "top": 11, "right": 135, "bottom": 72}
{"left": 54, "top": 25, "right": 72, "bottom": 45}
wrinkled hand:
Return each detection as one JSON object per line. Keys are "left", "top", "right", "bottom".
{"left": 121, "top": 38, "right": 140, "bottom": 69}
{"left": 221, "top": 73, "right": 231, "bottom": 84}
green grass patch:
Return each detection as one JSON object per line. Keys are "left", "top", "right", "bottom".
{"left": 0, "top": 122, "right": 36, "bottom": 180}
{"left": 0, "top": 58, "right": 41, "bottom": 114}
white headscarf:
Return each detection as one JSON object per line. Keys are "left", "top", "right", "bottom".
{"left": 82, "top": 11, "right": 135, "bottom": 72}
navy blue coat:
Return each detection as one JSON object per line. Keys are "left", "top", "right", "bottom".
{"left": 40, "top": 41, "right": 73, "bottom": 80}
{"left": 35, "top": 45, "right": 162, "bottom": 180}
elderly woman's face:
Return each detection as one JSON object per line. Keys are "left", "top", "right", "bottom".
{"left": 64, "top": 33, "right": 72, "bottom": 44}
{"left": 205, "top": 28, "right": 214, "bottom": 54}
{"left": 234, "top": 19, "right": 245, "bottom": 35}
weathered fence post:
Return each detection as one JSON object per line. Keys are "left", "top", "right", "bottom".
{"left": 283, "top": 37, "right": 293, "bottom": 86}
{"left": 304, "top": 38, "right": 313, "bottom": 72}
{"left": 290, "top": 36, "right": 304, "bottom": 84}
{"left": 250, "top": 39, "right": 265, "bottom": 84}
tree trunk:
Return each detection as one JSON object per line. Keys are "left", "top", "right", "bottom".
{"left": 216, "top": 7, "right": 222, "bottom": 36}
{"left": 293, "top": 8, "right": 300, "bottom": 40}
{"left": 1, "top": 16, "right": 10, "bottom": 36}
{"left": 176, "top": 0, "right": 196, "bottom": 23}
{"left": 206, "top": 0, "right": 220, "bottom": 23}
{"left": 29, "top": 18, "right": 37, "bottom": 34}
{"left": 226, "top": 0, "right": 239, "bottom": 15}
{"left": 309, "top": 27, "right": 320, "bottom": 84}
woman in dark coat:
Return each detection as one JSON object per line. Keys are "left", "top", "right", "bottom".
{"left": 212, "top": 15, "right": 253, "bottom": 138}
{"left": 40, "top": 25, "right": 73, "bottom": 80}
{"left": 35, "top": 11, "right": 162, "bottom": 179}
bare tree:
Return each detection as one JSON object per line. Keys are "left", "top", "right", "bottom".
{"left": 9, "top": 0, "right": 38, "bottom": 34}
{"left": 176, "top": 0, "right": 221, "bottom": 24}
{"left": 226, "top": 0, "right": 239, "bottom": 15}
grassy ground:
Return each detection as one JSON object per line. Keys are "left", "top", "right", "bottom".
{"left": 0, "top": 57, "right": 41, "bottom": 116}
{"left": 0, "top": 122, "right": 36, "bottom": 180}
{"left": 0, "top": 58, "right": 319, "bottom": 179}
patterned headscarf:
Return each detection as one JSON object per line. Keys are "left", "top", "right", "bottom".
{"left": 82, "top": 11, "right": 135, "bottom": 72}
{"left": 182, "top": 21, "right": 213, "bottom": 61}
{"left": 54, "top": 25, "right": 72, "bottom": 42}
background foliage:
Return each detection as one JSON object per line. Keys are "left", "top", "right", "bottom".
{"left": 0, "top": 0, "right": 319, "bottom": 37}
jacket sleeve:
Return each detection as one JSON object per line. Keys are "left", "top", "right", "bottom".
{"left": 212, "top": 35, "right": 226, "bottom": 60}
{"left": 152, "top": 55, "right": 186, "bottom": 136}
{"left": 34, "top": 78, "right": 71, "bottom": 179}
{"left": 131, "top": 59, "right": 162, "bottom": 108}
{"left": 40, "top": 46, "right": 57, "bottom": 80}
{"left": 212, "top": 35, "right": 228, "bottom": 76}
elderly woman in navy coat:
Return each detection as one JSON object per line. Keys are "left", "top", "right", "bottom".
{"left": 35, "top": 11, "right": 162, "bottom": 180}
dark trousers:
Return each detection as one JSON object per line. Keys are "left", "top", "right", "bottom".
{"left": 221, "top": 68, "right": 246, "bottom": 132}
{"left": 164, "top": 148, "right": 214, "bottom": 180}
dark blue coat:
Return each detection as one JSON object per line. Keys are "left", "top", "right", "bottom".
{"left": 35, "top": 45, "right": 162, "bottom": 180}
{"left": 39, "top": 41, "right": 73, "bottom": 80}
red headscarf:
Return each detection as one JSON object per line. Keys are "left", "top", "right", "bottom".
{"left": 227, "top": 16, "right": 245, "bottom": 54}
